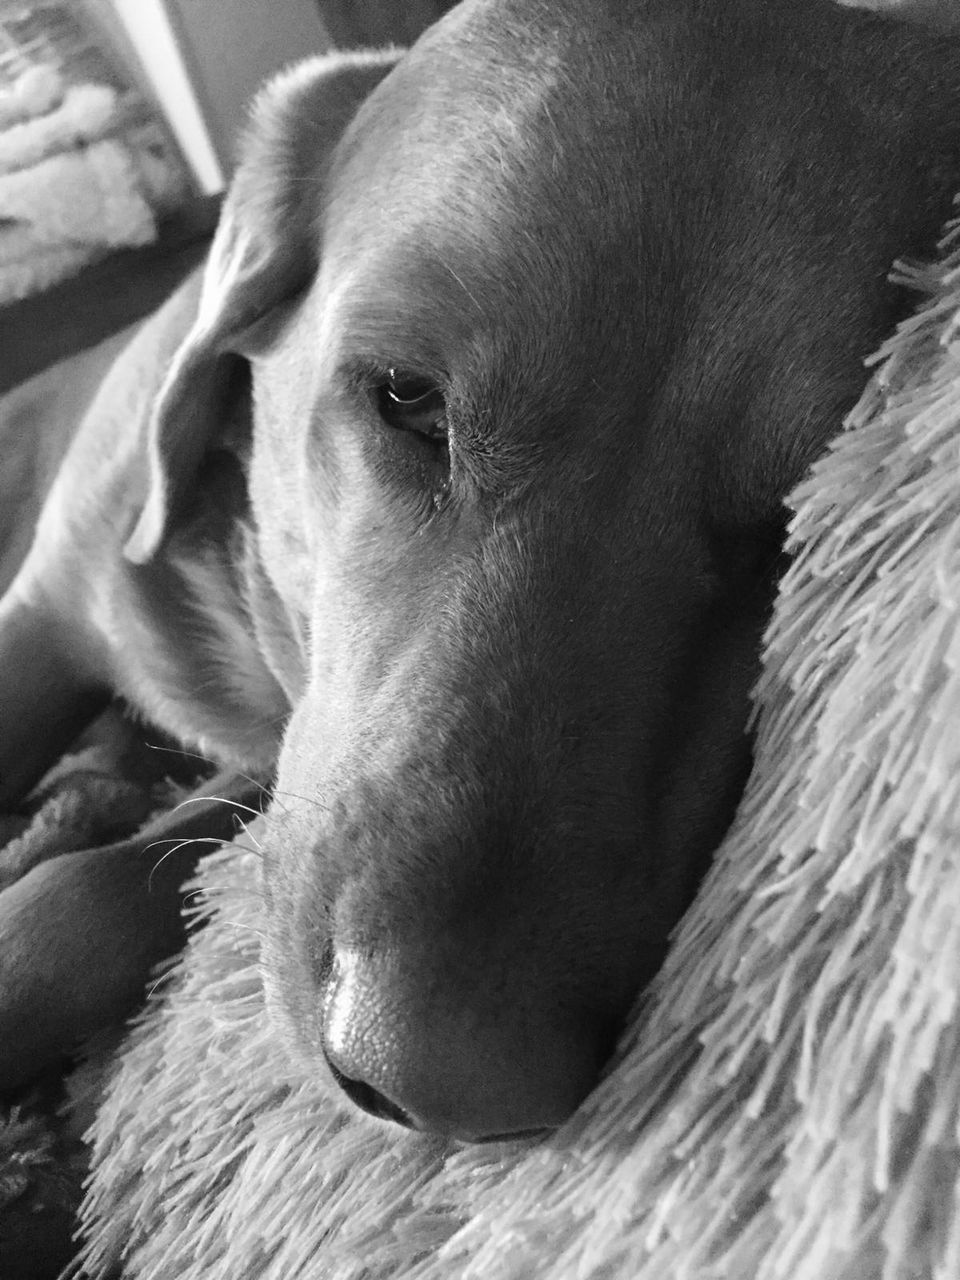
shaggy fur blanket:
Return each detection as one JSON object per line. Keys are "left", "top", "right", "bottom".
{"left": 62, "top": 195, "right": 960, "bottom": 1280}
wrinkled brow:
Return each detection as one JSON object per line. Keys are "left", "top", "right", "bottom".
{"left": 323, "top": 247, "right": 499, "bottom": 383}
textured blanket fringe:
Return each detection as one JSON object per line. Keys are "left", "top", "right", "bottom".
{"left": 75, "top": 215, "right": 960, "bottom": 1279}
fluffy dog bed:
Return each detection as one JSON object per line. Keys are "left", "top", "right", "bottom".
{"left": 64, "top": 182, "right": 960, "bottom": 1276}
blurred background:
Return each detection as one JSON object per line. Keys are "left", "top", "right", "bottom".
{"left": 0, "top": 0, "right": 455, "bottom": 387}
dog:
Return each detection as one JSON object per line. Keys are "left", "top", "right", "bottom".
{"left": 1, "top": 0, "right": 959, "bottom": 1140}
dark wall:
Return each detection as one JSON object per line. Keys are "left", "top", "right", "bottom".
{"left": 316, "top": 1, "right": 459, "bottom": 48}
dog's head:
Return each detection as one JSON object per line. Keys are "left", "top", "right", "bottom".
{"left": 127, "top": 0, "right": 960, "bottom": 1140}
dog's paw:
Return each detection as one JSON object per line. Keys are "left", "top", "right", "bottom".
{"left": 0, "top": 843, "right": 182, "bottom": 1095}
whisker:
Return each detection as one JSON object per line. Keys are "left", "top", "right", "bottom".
{"left": 146, "top": 836, "right": 229, "bottom": 889}
{"left": 232, "top": 772, "right": 275, "bottom": 802}
{"left": 143, "top": 742, "right": 218, "bottom": 768}
{"left": 143, "top": 835, "right": 229, "bottom": 854}
{"left": 171, "top": 794, "right": 267, "bottom": 821}
{"left": 236, "top": 817, "right": 264, "bottom": 851}
{"left": 143, "top": 743, "right": 275, "bottom": 804}
{"left": 221, "top": 919, "right": 269, "bottom": 942}
{"left": 270, "top": 786, "right": 332, "bottom": 814}
{"left": 179, "top": 876, "right": 268, "bottom": 909}
{"left": 146, "top": 974, "right": 170, "bottom": 1001}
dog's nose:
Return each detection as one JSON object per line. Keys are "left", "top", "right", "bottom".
{"left": 320, "top": 947, "right": 603, "bottom": 1142}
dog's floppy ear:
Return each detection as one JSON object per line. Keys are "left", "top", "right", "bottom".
{"left": 125, "top": 48, "right": 401, "bottom": 565}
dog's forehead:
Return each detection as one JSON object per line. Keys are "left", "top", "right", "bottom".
{"left": 318, "top": 7, "right": 684, "bottom": 372}
{"left": 325, "top": 48, "right": 569, "bottom": 263}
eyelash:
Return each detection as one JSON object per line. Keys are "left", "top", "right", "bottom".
{"left": 373, "top": 368, "right": 448, "bottom": 443}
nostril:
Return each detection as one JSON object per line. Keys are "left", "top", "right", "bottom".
{"left": 326, "top": 1054, "right": 551, "bottom": 1142}
{"left": 325, "top": 1057, "right": 414, "bottom": 1129}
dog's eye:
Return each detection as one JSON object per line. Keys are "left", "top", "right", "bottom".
{"left": 376, "top": 370, "right": 447, "bottom": 440}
